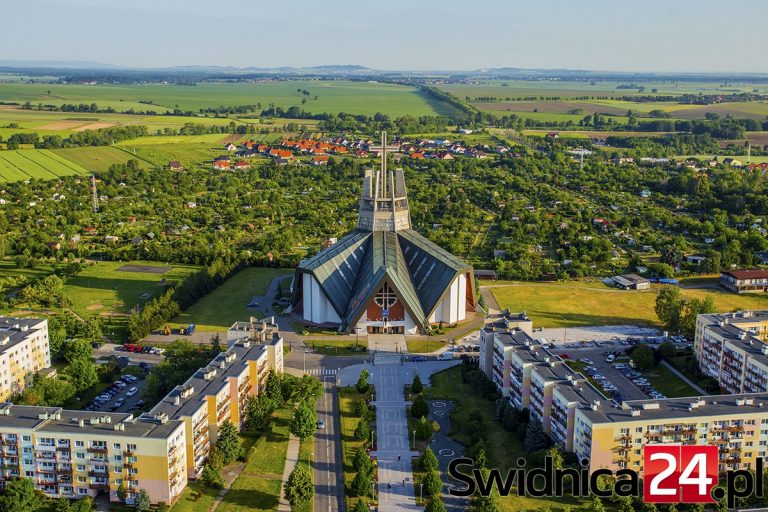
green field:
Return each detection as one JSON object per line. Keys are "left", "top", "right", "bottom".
{"left": 0, "top": 80, "right": 453, "bottom": 117}
{"left": 170, "top": 267, "right": 292, "bottom": 332}
{"left": 488, "top": 280, "right": 768, "bottom": 328}
{"left": 0, "top": 148, "right": 90, "bottom": 181}
{"left": 61, "top": 260, "right": 200, "bottom": 338}
{"left": 0, "top": 259, "right": 59, "bottom": 281}
{"left": 640, "top": 363, "right": 699, "bottom": 398}
{"left": 50, "top": 146, "right": 152, "bottom": 171}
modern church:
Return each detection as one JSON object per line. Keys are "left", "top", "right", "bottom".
{"left": 291, "top": 132, "right": 475, "bottom": 335}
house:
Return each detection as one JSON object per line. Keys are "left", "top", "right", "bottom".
{"left": 611, "top": 274, "right": 650, "bottom": 291}
{"left": 410, "top": 152, "right": 425, "bottom": 160}
{"left": 168, "top": 161, "right": 184, "bottom": 171}
{"left": 214, "top": 155, "right": 231, "bottom": 162}
{"left": 685, "top": 255, "right": 707, "bottom": 266}
{"left": 83, "top": 226, "right": 97, "bottom": 234}
{"left": 754, "top": 252, "right": 768, "bottom": 265}
{"left": 46, "top": 241, "right": 61, "bottom": 251}
{"left": 640, "top": 189, "right": 652, "bottom": 198}
{"left": 213, "top": 160, "right": 231, "bottom": 170}
{"left": 131, "top": 236, "right": 143, "bottom": 246}
{"left": 723, "top": 158, "right": 743, "bottom": 167}
{"left": 225, "top": 143, "right": 237, "bottom": 151}
{"left": 457, "top": 128, "right": 473, "bottom": 134}
{"left": 311, "top": 156, "right": 330, "bottom": 166}
{"left": 275, "top": 158, "right": 291, "bottom": 165}
{"left": 104, "top": 235, "right": 119, "bottom": 244}
{"left": 720, "top": 269, "right": 768, "bottom": 293}
{"left": 233, "top": 161, "right": 250, "bottom": 170}
{"left": 545, "top": 132, "right": 560, "bottom": 139}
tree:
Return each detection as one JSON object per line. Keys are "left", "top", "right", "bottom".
{"left": 82, "top": 317, "right": 102, "bottom": 341}
{"left": 284, "top": 465, "right": 313, "bottom": 507}
{"left": 589, "top": 495, "right": 606, "bottom": 512}
{"left": 658, "top": 341, "right": 676, "bottom": 359}
{"left": 411, "top": 394, "right": 429, "bottom": 418}
{"left": 351, "top": 469, "right": 372, "bottom": 497}
{"left": 63, "top": 338, "right": 93, "bottom": 364}
{"left": 291, "top": 401, "right": 318, "bottom": 439}
{"left": 420, "top": 446, "right": 438, "bottom": 472}
{"left": 354, "top": 399, "right": 368, "bottom": 417}
{"left": 134, "top": 490, "right": 151, "bottom": 512}
{"left": 356, "top": 369, "right": 369, "bottom": 393}
{"left": 471, "top": 469, "right": 500, "bottom": 512}
{"left": 411, "top": 374, "right": 423, "bottom": 394}
{"left": 352, "top": 499, "right": 369, "bottom": 512}
{"left": 425, "top": 498, "right": 447, "bottom": 512}
{"left": 70, "top": 497, "right": 95, "bottom": 512}
{"left": 631, "top": 344, "right": 654, "bottom": 371}
{"left": 65, "top": 357, "right": 98, "bottom": 392}
{"left": 523, "top": 419, "right": 548, "bottom": 452}
{"left": 245, "top": 394, "right": 275, "bottom": 430}
{"left": 422, "top": 470, "right": 443, "bottom": 497}
{"left": 55, "top": 499, "right": 72, "bottom": 512}
{"left": 416, "top": 416, "right": 432, "bottom": 441}
{"left": 265, "top": 370, "right": 284, "bottom": 406}
{"left": 354, "top": 417, "right": 370, "bottom": 441}
{"left": 546, "top": 446, "right": 565, "bottom": 470}
{"left": 655, "top": 286, "right": 684, "bottom": 333}
{"left": 201, "top": 448, "right": 225, "bottom": 489}
{"left": 116, "top": 483, "right": 127, "bottom": 503}
{"left": 216, "top": 420, "right": 244, "bottom": 464}
{"left": 0, "top": 478, "right": 42, "bottom": 512}
{"left": 353, "top": 446, "right": 373, "bottom": 475}
{"left": 155, "top": 503, "right": 169, "bottom": 512}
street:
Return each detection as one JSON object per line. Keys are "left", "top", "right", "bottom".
{"left": 314, "top": 376, "right": 344, "bottom": 512}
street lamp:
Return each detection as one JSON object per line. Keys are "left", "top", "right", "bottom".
{"left": 371, "top": 482, "right": 376, "bottom": 501}
{"left": 420, "top": 483, "right": 423, "bottom": 502}
{"left": 303, "top": 350, "right": 308, "bottom": 374}
{"left": 412, "top": 430, "right": 416, "bottom": 448}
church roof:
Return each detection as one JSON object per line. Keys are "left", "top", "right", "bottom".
{"left": 296, "top": 229, "right": 472, "bottom": 331}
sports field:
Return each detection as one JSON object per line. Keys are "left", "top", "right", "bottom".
{"left": 170, "top": 267, "right": 292, "bottom": 332}
{"left": 0, "top": 80, "right": 453, "bottom": 117}
{"left": 488, "top": 280, "right": 768, "bottom": 328}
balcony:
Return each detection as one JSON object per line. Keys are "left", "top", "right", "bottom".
{"left": 1, "top": 439, "right": 17, "bottom": 447}
{"left": 88, "top": 469, "right": 108, "bottom": 477}
{"left": 87, "top": 446, "right": 108, "bottom": 454}
{"left": 89, "top": 483, "right": 109, "bottom": 491}
{"left": 123, "top": 449, "right": 135, "bottom": 457}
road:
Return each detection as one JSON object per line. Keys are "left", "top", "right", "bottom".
{"left": 314, "top": 376, "right": 344, "bottom": 512}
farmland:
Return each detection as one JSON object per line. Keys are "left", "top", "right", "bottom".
{"left": 0, "top": 149, "right": 90, "bottom": 181}
{"left": 0, "top": 80, "right": 454, "bottom": 117}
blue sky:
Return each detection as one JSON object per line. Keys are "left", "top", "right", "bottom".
{"left": 1, "top": 0, "right": 766, "bottom": 72}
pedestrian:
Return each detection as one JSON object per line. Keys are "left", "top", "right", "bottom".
{"left": 387, "top": 483, "right": 392, "bottom": 489}
{"left": 402, "top": 479, "right": 405, "bottom": 486}
{"left": 397, "top": 455, "right": 401, "bottom": 461}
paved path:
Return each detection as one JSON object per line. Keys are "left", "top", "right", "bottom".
{"left": 660, "top": 359, "right": 709, "bottom": 395}
{"left": 277, "top": 434, "right": 301, "bottom": 512}
{"left": 428, "top": 401, "right": 470, "bottom": 512}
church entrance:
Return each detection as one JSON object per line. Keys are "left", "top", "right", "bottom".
{"left": 367, "top": 326, "right": 404, "bottom": 334}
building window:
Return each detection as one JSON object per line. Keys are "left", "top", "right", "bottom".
{"left": 75, "top": 453, "right": 85, "bottom": 460}
{"left": 24, "top": 471, "right": 33, "bottom": 477}
{"left": 373, "top": 283, "right": 398, "bottom": 309}
{"left": 127, "top": 444, "right": 136, "bottom": 451}
{"left": 77, "top": 465, "right": 85, "bottom": 471}
{"left": 22, "top": 436, "right": 30, "bottom": 442}
{"left": 113, "top": 443, "right": 121, "bottom": 450}
{"left": 78, "top": 488, "right": 87, "bottom": 495}
{"left": 75, "top": 441, "right": 84, "bottom": 447}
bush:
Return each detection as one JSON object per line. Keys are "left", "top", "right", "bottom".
{"left": 411, "top": 374, "right": 423, "bottom": 394}
{"left": 284, "top": 466, "right": 314, "bottom": 506}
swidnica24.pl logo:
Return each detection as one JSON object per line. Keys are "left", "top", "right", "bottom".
{"left": 448, "top": 445, "right": 765, "bottom": 508}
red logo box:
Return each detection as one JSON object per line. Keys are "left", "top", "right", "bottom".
{"left": 643, "top": 445, "right": 718, "bottom": 503}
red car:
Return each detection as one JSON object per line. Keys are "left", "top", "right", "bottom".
{"left": 558, "top": 353, "right": 571, "bottom": 360}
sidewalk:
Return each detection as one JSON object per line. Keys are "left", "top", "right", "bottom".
{"left": 277, "top": 433, "right": 301, "bottom": 512}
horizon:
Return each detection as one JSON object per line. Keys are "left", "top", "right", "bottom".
{"left": 2, "top": 0, "right": 767, "bottom": 74}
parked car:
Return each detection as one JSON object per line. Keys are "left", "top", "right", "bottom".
{"left": 126, "top": 387, "right": 138, "bottom": 397}
{"left": 579, "top": 358, "right": 594, "bottom": 365}
{"left": 412, "top": 356, "right": 427, "bottom": 362}
{"left": 317, "top": 419, "right": 325, "bottom": 429}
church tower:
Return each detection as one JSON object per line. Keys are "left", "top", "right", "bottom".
{"left": 357, "top": 131, "right": 412, "bottom": 231}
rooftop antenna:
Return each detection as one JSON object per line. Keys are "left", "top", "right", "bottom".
{"left": 91, "top": 174, "right": 98, "bottom": 213}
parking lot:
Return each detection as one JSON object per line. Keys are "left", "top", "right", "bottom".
{"left": 550, "top": 336, "right": 690, "bottom": 402}
{"left": 85, "top": 364, "right": 151, "bottom": 414}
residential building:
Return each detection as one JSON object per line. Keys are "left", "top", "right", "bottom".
{"left": 0, "top": 318, "right": 51, "bottom": 401}
{"left": 0, "top": 317, "right": 282, "bottom": 505}
{"left": 478, "top": 310, "right": 532, "bottom": 378}
{"left": 720, "top": 269, "right": 768, "bottom": 293}
{"left": 610, "top": 274, "right": 650, "bottom": 290}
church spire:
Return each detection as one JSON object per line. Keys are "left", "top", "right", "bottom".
{"left": 357, "top": 131, "right": 411, "bottom": 231}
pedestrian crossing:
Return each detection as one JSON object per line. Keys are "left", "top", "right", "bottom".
{"left": 305, "top": 368, "right": 338, "bottom": 376}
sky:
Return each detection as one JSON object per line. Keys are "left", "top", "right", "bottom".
{"left": 1, "top": 0, "right": 767, "bottom": 73}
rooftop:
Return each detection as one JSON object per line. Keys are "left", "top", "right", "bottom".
{"left": 722, "top": 269, "right": 768, "bottom": 280}
{"left": 0, "top": 317, "right": 48, "bottom": 353}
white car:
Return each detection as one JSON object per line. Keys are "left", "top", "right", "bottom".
{"left": 126, "top": 387, "right": 138, "bottom": 397}
{"left": 579, "top": 358, "right": 594, "bottom": 365}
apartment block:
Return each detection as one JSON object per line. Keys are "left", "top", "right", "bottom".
{"left": 720, "top": 270, "right": 768, "bottom": 293}
{"left": 479, "top": 310, "right": 532, "bottom": 377}
{"left": 0, "top": 316, "right": 283, "bottom": 505}
{"left": 486, "top": 310, "right": 768, "bottom": 475}
{"left": 694, "top": 311, "right": 768, "bottom": 394}
{"left": 574, "top": 394, "right": 768, "bottom": 474}
{"left": 0, "top": 317, "right": 52, "bottom": 401}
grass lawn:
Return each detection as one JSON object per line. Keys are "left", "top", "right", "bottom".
{"left": 338, "top": 386, "right": 375, "bottom": 510}
{"left": 641, "top": 363, "right": 699, "bottom": 398}
{"left": 170, "top": 267, "right": 291, "bottom": 332}
{"left": 489, "top": 280, "right": 768, "bottom": 328}
{"left": 304, "top": 338, "right": 368, "bottom": 356}
{"left": 293, "top": 435, "right": 315, "bottom": 512}
{"left": 426, "top": 367, "right": 588, "bottom": 511}
{"left": 170, "top": 481, "right": 220, "bottom": 512}
{"left": 51, "top": 146, "right": 152, "bottom": 172}
{"left": 216, "top": 407, "right": 293, "bottom": 512}
{"left": 406, "top": 338, "right": 446, "bottom": 353}
{"left": 60, "top": 260, "right": 199, "bottom": 341}
{"left": 0, "top": 258, "right": 58, "bottom": 281}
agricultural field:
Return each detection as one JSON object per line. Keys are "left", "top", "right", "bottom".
{"left": 0, "top": 80, "right": 455, "bottom": 117}
{"left": 50, "top": 146, "right": 152, "bottom": 171}
{"left": 169, "top": 267, "right": 292, "bottom": 333}
{"left": 488, "top": 280, "right": 768, "bottom": 328}
{"left": 0, "top": 148, "right": 90, "bottom": 181}
{"left": 120, "top": 142, "right": 234, "bottom": 168}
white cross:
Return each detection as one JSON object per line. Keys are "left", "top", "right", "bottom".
{"left": 369, "top": 131, "right": 399, "bottom": 196}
